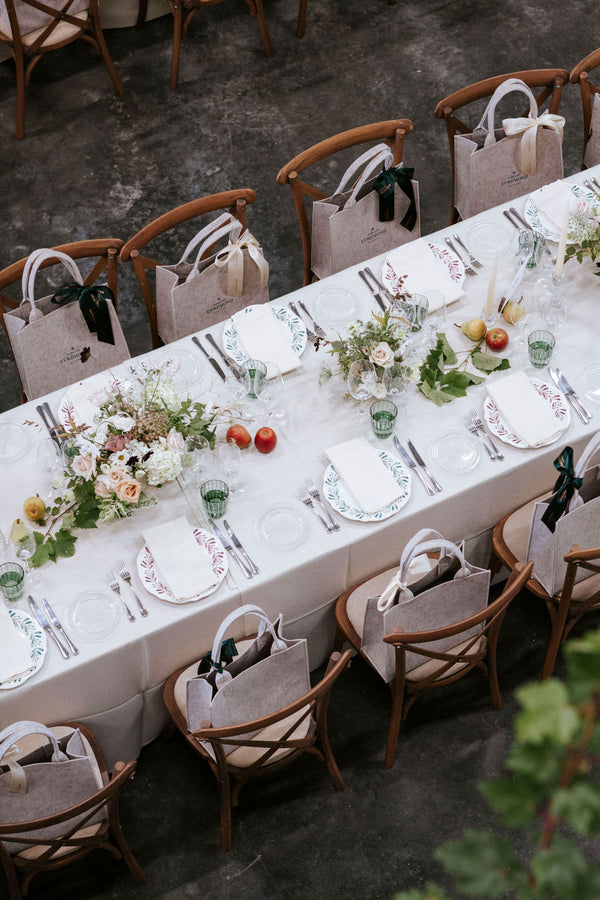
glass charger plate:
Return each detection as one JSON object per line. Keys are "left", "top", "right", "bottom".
{"left": 313, "top": 287, "right": 359, "bottom": 329}
{"left": 579, "top": 365, "right": 600, "bottom": 405}
{"left": 58, "top": 371, "right": 131, "bottom": 429}
{"left": 0, "top": 610, "right": 47, "bottom": 690}
{"left": 429, "top": 431, "right": 481, "bottom": 475}
{"left": 152, "top": 347, "right": 211, "bottom": 395}
{"left": 523, "top": 183, "right": 596, "bottom": 243}
{"left": 381, "top": 242, "right": 465, "bottom": 308}
{"left": 0, "top": 423, "right": 31, "bottom": 466}
{"left": 323, "top": 450, "right": 411, "bottom": 522}
{"left": 222, "top": 305, "right": 307, "bottom": 366}
{"left": 255, "top": 505, "right": 309, "bottom": 551}
{"left": 66, "top": 591, "right": 121, "bottom": 642}
{"left": 137, "top": 527, "right": 228, "bottom": 603}
{"left": 483, "top": 378, "right": 570, "bottom": 449}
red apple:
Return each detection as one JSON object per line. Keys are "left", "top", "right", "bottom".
{"left": 226, "top": 424, "right": 252, "bottom": 449}
{"left": 485, "top": 327, "right": 509, "bottom": 352}
{"left": 254, "top": 427, "right": 277, "bottom": 453}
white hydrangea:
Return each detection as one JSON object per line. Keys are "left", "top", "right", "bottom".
{"left": 142, "top": 373, "right": 179, "bottom": 411}
{"left": 144, "top": 447, "right": 182, "bottom": 486}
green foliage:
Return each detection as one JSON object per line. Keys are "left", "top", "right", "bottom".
{"left": 30, "top": 526, "right": 77, "bottom": 567}
{"left": 324, "top": 307, "right": 407, "bottom": 380}
{"left": 418, "top": 335, "right": 509, "bottom": 406}
{"left": 396, "top": 627, "right": 600, "bottom": 899}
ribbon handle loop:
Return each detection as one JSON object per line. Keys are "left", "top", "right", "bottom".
{"left": 213, "top": 229, "right": 269, "bottom": 296}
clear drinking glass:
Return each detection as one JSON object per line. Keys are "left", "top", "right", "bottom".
{"left": 370, "top": 400, "right": 397, "bottom": 439}
{"left": 200, "top": 480, "right": 229, "bottom": 519}
{"left": 215, "top": 442, "right": 244, "bottom": 498}
{"left": 0, "top": 562, "right": 25, "bottom": 602}
{"left": 528, "top": 330, "right": 555, "bottom": 368}
{"left": 383, "top": 364, "right": 408, "bottom": 401}
{"left": 240, "top": 359, "right": 267, "bottom": 400}
{"left": 347, "top": 359, "right": 376, "bottom": 415}
{"left": 507, "top": 298, "right": 532, "bottom": 350}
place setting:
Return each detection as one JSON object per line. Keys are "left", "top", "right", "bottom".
{"left": 482, "top": 369, "right": 570, "bottom": 450}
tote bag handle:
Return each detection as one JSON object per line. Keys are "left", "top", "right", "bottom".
{"left": 0, "top": 721, "right": 68, "bottom": 794}
{"left": 332, "top": 143, "right": 395, "bottom": 209}
{"left": 21, "top": 249, "right": 84, "bottom": 323}
{"left": 177, "top": 212, "right": 240, "bottom": 266}
{"left": 184, "top": 218, "right": 244, "bottom": 283}
{"left": 210, "top": 604, "right": 287, "bottom": 687}
{"left": 475, "top": 78, "right": 538, "bottom": 147}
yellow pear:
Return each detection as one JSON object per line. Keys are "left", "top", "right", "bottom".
{"left": 10, "top": 519, "right": 31, "bottom": 545}
{"left": 503, "top": 301, "right": 525, "bottom": 324}
{"left": 457, "top": 318, "right": 487, "bottom": 341}
{"left": 23, "top": 494, "right": 46, "bottom": 522}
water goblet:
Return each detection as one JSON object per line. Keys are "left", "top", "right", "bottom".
{"left": 215, "top": 442, "right": 244, "bottom": 498}
{"left": 423, "top": 290, "right": 447, "bottom": 346}
{"left": 260, "top": 361, "right": 287, "bottom": 425}
{"left": 240, "top": 359, "right": 267, "bottom": 400}
{"left": 347, "top": 359, "right": 376, "bottom": 416}
{"left": 536, "top": 275, "right": 567, "bottom": 327}
{"left": 383, "top": 363, "right": 408, "bottom": 402}
{"left": 507, "top": 298, "right": 532, "bottom": 351}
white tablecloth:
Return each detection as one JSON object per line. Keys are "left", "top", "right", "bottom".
{"left": 1, "top": 167, "right": 598, "bottom": 767}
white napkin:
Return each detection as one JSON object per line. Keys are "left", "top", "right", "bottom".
{"left": 531, "top": 180, "right": 574, "bottom": 231}
{"left": 487, "top": 371, "right": 565, "bottom": 447}
{"left": 326, "top": 437, "right": 403, "bottom": 513}
{"left": 232, "top": 306, "right": 300, "bottom": 376}
{"left": 0, "top": 605, "right": 35, "bottom": 687}
{"left": 143, "top": 516, "right": 218, "bottom": 600}
{"left": 386, "top": 241, "right": 466, "bottom": 307}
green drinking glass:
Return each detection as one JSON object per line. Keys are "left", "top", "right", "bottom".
{"left": 240, "top": 359, "right": 267, "bottom": 399}
{"left": 200, "top": 480, "right": 229, "bottom": 519}
{"left": 0, "top": 562, "right": 26, "bottom": 602}
{"left": 370, "top": 400, "right": 398, "bottom": 439}
{"left": 528, "top": 330, "right": 555, "bottom": 368}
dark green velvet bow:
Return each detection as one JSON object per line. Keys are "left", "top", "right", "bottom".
{"left": 373, "top": 166, "right": 417, "bottom": 229}
{"left": 51, "top": 282, "right": 116, "bottom": 345}
{"left": 541, "top": 446, "right": 583, "bottom": 533}
{"left": 197, "top": 637, "right": 238, "bottom": 675}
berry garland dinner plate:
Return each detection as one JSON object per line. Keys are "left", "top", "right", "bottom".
{"left": 136, "top": 527, "right": 228, "bottom": 604}
{"left": 323, "top": 450, "right": 411, "bottom": 523}
{"left": 524, "top": 183, "right": 596, "bottom": 243}
{"left": 1, "top": 610, "right": 46, "bottom": 690}
{"left": 381, "top": 242, "right": 465, "bottom": 309}
{"left": 483, "top": 378, "right": 570, "bottom": 449}
{"left": 222, "top": 305, "right": 307, "bottom": 366}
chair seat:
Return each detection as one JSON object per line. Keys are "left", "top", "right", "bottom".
{"left": 0, "top": 15, "right": 88, "bottom": 46}
{"left": 405, "top": 635, "right": 486, "bottom": 682}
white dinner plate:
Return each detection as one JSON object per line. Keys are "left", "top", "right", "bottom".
{"left": 0, "top": 610, "right": 47, "bottom": 690}
{"left": 523, "top": 183, "right": 596, "bottom": 243}
{"left": 222, "top": 305, "right": 308, "bottom": 366}
{"left": 137, "top": 527, "right": 228, "bottom": 603}
{"left": 381, "top": 242, "right": 465, "bottom": 309}
{"left": 483, "top": 378, "right": 570, "bottom": 449}
{"left": 323, "top": 450, "right": 411, "bottom": 522}
{"left": 0, "top": 422, "right": 31, "bottom": 466}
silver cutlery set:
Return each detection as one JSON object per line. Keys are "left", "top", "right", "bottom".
{"left": 107, "top": 560, "right": 149, "bottom": 621}
{"left": 211, "top": 520, "right": 259, "bottom": 578}
{"left": 28, "top": 595, "right": 78, "bottom": 660}
{"left": 394, "top": 436, "right": 442, "bottom": 496}
{"left": 465, "top": 409, "right": 504, "bottom": 461}
{"left": 584, "top": 176, "right": 600, "bottom": 199}
{"left": 300, "top": 479, "right": 340, "bottom": 533}
{"left": 191, "top": 333, "right": 241, "bottom": 382}
{"left": 502, "top": 206, "right": 553, "bottom": 257}
{"left": 548, "top": 367, "right": 592, "bottom": 424}
{"left": 444, "top": 235, "right": 482, "bottom": 276}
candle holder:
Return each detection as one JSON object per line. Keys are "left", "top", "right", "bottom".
{"left": 481, "top": 307, "right": 498, "bottom": 328}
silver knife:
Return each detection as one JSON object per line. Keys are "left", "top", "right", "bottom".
{"left": 364, "top": 267, "right": 395, "bottom": 304}
{"left": 42, "top": 598, "right": 79, "bottom": 656}
{"left": 358, "top": 270, "right": 386, "bottom": 312}
{"left": 509, "top": 207, "right": 552, "bottom": 256}
{"left": 223, "top": 520, "right": 259, "bottom": 575}
{"left": 28, "top": 595, "right": 70, "bottom": 660}
{"left": 191, "top": 336, "right": 226, "bottom": 382}
{"left": 548, "top": 368, "right": 591, "bottom": 424}
{"left": 205, "top": 333, "right": 242, "bottom": 380}
{"left": 210, "top": 523, "right": 254, "bottom": 579}
{"left": 393, "top": 436, "right": 435, "bottom": 496}
{"left": 36, "top": 404, "right": 63, "bottom": 447}
{"left": 408, "top": 440, "right": 442, "bottom": 493}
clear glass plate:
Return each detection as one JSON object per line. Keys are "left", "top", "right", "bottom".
{"left": 0, "top": 423, "right": 31, "bottom": 466}
{"left": 314, "top": 287, "right": 359, "bottom": 328}
{"left": 156, "top": 347, "right": 201, "bottom": 392}
{"left": 429, "top": 431, "right": 481, "bottom": 475}
{"left": 255, "top": 505, "right": 309, "bottom": 551}
{"left": 65, "top": 591, "right": 121, "bottom": 642}
{"left": 579, "top": 365, "right": 600, "bottom": 405}
{"left": 465, "top": 220, "right": 512, "bottom": 259}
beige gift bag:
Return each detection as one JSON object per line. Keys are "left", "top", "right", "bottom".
{"left": 311, "top": 143, "right": 420, "bottom": 280}
{"left": 3, "top": 248, "right": 130, "bottom": 400}
{"left": 454, "top": 78, "right": 565, "bottom": 219}
{"left": 154, "top": 213, "right": 269, "bottom": 344}
{"left": 583, "top": 93, "right": 600, "bottom": 168}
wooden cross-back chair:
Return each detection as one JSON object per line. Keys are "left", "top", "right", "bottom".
{"left": 335, "top": 561, "right": 533, "bottom": 768}
{"left": 163, "top": 649, "right": 352, "bottom": 852}
{"left": 276, "top": 119, "right": 413, "bottom": 286}
{"left": 0, "top": 238, "right": 125, "bottom": 403}
{"left": 491, "top": 501, "right": 600, "bottom": 679}
{"left": 0, "top": 723, "right": 145, "bottom": 900}
{"left": 0, "top": 0, "right": 123, "bottom": 140}
{"left": 433, "top": 68, "right": 570, "bottom": 224}
{"left": 120, "top": 189, "right": 256, "bottom": 349}
{"left": 569, "top": 49, "right": 600, "bottom": 168}
{"left": 135, "top": 0, "right": 272, "bottom": 90}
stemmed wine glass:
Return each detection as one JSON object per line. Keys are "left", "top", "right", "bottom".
{"left": 347, "top": 359, "right": 376, "bottom": 417}
{"left": 507, "top": 297, "right": 533, "bottom": 352}
{"left": 215, "top": 441, "right": 244, "bottom": 499}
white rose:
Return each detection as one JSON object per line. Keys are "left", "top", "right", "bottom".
{"left": 166, "top": 428, "right": 185, "bottom": 454}
{"left": 107, "top": 413, "right": 136, "bottom": 432}
{"left": 369, "top": 342, "right": 395, "bottom": 369}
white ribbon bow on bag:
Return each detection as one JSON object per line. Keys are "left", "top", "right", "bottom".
{"left": 501, "top": 112, "right": 565, "bottom": 175}
{"left": 214, "top": 229, "right": 269, "bottom": 297}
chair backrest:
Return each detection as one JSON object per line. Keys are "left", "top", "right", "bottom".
{"left": 569, "top": 50, "right": 600, "bottom": 167}
{"left": 120, "top": 189, "right": 256, "bottom": 348}
{"left": 0, "top": 238, "right": 124, "bottom": 403}
{"left": 276, "top": 119, "right": 413, "bottom": 285}
{"left": 433, "top": 68, "right": 570, "bottom": 223}
{"left": 0, "top": 0, "right": 91, "bottom": 52}
{"left": 383, "top": 561, "right": 533, "bottom": 691}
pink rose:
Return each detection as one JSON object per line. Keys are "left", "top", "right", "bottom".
{"left": 105, "top": 434, "right": 129, "bottom": 453}
{"left": 72, "top": 454, "right": 95, "bottom": 480}
{"left": 104, "top": 466, "right": 128, "bottom": 488}
{"left": 166, "top": 428, "right": 185, "bottom": 454}
{"left": 115, "top": 478, "right": 142, "bottom": 504}
{"left": 94, "top": 476, "right": 111, "bottom": 498}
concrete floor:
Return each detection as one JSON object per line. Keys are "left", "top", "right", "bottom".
{"left": 1, "top": 1, "right": 598, "bottom": 896}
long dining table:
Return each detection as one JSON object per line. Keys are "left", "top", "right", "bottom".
{"left": 1, "top": 166, "right": 599, "bottom": 767}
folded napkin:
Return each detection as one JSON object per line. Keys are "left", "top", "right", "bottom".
{"left": 487, "top": 371, "right": 565, "bottom": 447}
{"left": 0, "top": 605, "right": 35, "bottom": 687}
{"left": 386, "top": 241, "right": 465, "bottom": 307}
{"left": 326, "top": 437, "right": 403, "bottom": 513}
{"left": 531, "top": 180, "right": 574, "bottom": 231}
{"left": 232, "top": 306, "right": 300, "bottom": 376}
{"left": 143, "top": 516, "right": 218, "bottom": 600}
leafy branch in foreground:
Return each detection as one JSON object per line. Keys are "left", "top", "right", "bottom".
{"left": 394, "top": 627, "right": 600, "bottom": 900}
{"left": 418, "top": 334, "right": 510, "bottom": 406}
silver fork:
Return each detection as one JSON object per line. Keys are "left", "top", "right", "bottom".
{"left": 584, "top": 179, "right": 600, "bottom": 200}
{"left": 107, "top": 573, "right": 136, "bottom": 622}
{"left": 466, "top": 409, "right": 504, "bottom": 461}
{"left": 300, "top": 491, "right": 334, "bottom": 533}
{"left": 289, "top": 301, "right": 319, "bottom": 346}
{"left": 445, "top": 237, "right": 476, "bottom": 276}
{"left": 306, "top": 479, "right": 340, "bottom": 531}
{"left": 117, "top": 559, "right": 149, "bottom": 617}
{"left": 453, "top": 233, "right": 482, "bottom": 268}
{"left": 298, "top": 300, "right": 327, "bottom": 339}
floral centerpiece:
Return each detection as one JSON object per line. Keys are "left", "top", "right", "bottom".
{"left": 565, "top": 198, "right": 600, "bottom": 274}
{"left": 320, "top": 308, "right": 417, "bottom": 398}
{"left": 30, "top": 369, "right": 218, "bottom": 567}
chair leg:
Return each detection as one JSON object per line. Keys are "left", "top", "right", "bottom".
{"left": 297, "top": 0, "right": 307, "bottom": 38}
{"left": 170, "top": 3, "right": 183, "bottom": 90}
{"left": 541, "top": 619, "right": 565, "bottom": 680}
{"left": 384, "top": 679, "right": 404, "bottom": 768}
{"left": 135, "top": 0, "right": 148, "bottom": 29}
{"left": 13, "top": 45, "right": 26, "bottom": 140}
{"left": 92, "top": 15, "right": 124, "bottom": 96}
{"left": 250, "top": 0, "right": 273, "bottom": 57}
